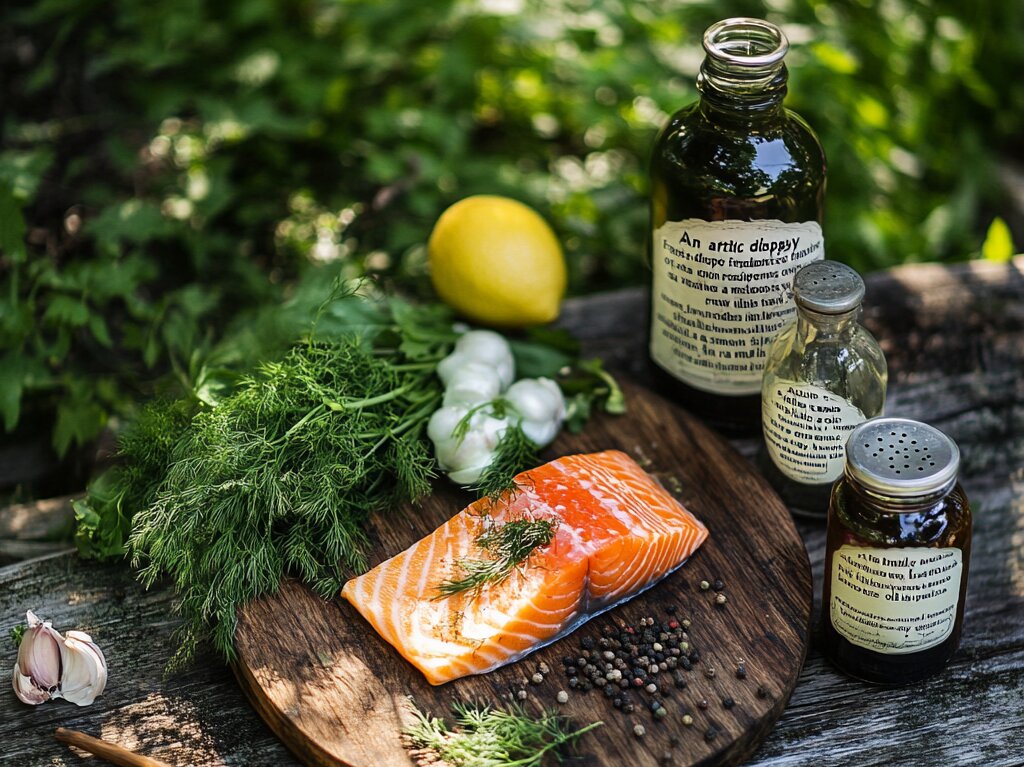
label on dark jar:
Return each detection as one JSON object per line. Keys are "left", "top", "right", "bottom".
{"left": 650, "top": 219, "right": 824, "bottom": 394}
{"left": 830, "top": 546, "right": 962, "bottom": 654}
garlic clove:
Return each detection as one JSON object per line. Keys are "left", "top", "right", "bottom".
{"left": 12, "top": 610, "right": 63, "bottom": 705}
{"left": 520, "top": 419, "right": 560, "bottom": 448}
{"left": 442, "top": 362, "right": 503, "bottom": 407}
{"left": 56, "top": 630, "right": 107, "bottom": 707}
{"left": 13, "top": 668, "right": 51, "bottom": 705}
{"left": 505, "top": 378, "right": 565, "bottom": 423}
{"left": 428, "top": 406, "right": 470, "bottom": 469}
{"left": 450, "top": 331, "right": 516, "bottom": 389}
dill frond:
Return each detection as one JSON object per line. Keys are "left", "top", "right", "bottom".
{"left": 405, "top": 699, "right": 602, "bottom": 767}
{"left": 473, "top": 421, "right": 541, "bottom": 502}
{"left": 434, "top": 517, "right": 556, "bottom": 599}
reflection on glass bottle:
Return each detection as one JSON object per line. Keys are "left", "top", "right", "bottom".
{"left": 648, "top": 18, "right": 827, "bottom": 434}
{"left": 760, "top": 261, "right": 887, "bottom": 516}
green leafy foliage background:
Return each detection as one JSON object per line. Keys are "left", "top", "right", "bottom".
{"left": 2, "top": 0, "right": 1022, "bottom": 462}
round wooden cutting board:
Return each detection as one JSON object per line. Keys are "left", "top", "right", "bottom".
{"left": 234, "top": 381, "right": 812, "bottom": 767}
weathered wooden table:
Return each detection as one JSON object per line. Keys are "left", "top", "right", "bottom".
{"left": 2, "top": 258, "right": 1022, "bottom": 766}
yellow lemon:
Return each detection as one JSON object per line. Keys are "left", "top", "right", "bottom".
{"left": 428, "top": 195, "right": 567, "bottom": 327}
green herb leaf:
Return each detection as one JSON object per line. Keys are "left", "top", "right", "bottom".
{"left": 435, "top": 516, "right": 556, "bottom": 598}
{"left": 9, "top": 624, "right": 26, "bottom": 649}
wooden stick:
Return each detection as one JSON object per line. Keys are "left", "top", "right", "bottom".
{"left": 54, "top": 728, "right": 174, "bottom": 767}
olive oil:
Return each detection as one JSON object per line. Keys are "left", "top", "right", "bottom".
{"left": 648, "top": 18, "right": 827, "bottom": 433}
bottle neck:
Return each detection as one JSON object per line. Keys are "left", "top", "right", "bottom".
{"left": 795, "top": 306, "right": 860, "bottom": 342}
{"left": 696, "top": 18, "right": 790, "bottom": 118}
{"left": 697, "top": 58, "right": 788, "bottom": 118}
{"left": 843, "top": 471, "right": 958, "bottom": 515}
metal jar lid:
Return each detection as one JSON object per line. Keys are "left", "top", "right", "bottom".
{"left": 845, "top": 418, "right": 960, "bottom": 499}
{"left": 793, "top": 260, "right": 865, "bottom": 314}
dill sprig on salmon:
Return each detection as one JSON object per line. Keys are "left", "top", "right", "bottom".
{"left": 435, "top": 518, "right": 557, "bottom": 598}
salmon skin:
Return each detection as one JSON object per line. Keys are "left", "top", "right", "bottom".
{"left": 341, "top": 450, "right": 709, "bottom": 685}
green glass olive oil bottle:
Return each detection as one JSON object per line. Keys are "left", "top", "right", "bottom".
{"left": 648, "top": 18, "right": 826, "bottom": 433}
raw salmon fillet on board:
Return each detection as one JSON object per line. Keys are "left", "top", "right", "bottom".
{"left": 341, "top": 449, "right": 709, "bottom": 685}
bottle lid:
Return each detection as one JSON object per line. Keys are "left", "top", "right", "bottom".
{"left": 845, "top": 418, "right": 960, "bottom": 500}
{"left": 703, "top": 18, "right": 789, "bottom": 68}
{"left": 793, "top": 260, "right": 865, "bottom": 314}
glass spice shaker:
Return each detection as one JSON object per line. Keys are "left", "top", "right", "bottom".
{"left": 647, "top": 17, "right": 827, "bottom": 434}
{"left": 822, "top": 418, "right": 972, "bottom": 685}
{"left": 760, "top": 260, "right": 887, "bottom": 516}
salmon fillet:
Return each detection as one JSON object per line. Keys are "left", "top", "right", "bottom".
{"left": 341, "top": 450, "right": 709, "bottom": 685}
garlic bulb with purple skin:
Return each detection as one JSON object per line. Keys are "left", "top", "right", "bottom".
{"left": 11, "top": 611, "right": 107, "bottom": 707}
{"left": 12, "top": 610, "right": 62, "bottom": 705}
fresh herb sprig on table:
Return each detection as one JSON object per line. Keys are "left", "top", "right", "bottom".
{"left": 435, "top": 517, "right": 557, "bottom": 598}
{"left": 406, "top": 700, "right": 601, "bottom": 767}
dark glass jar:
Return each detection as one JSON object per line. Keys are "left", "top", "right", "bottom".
{"left": 648, "top": 18, "right": 827, "bottom": 434}
{"left": 822, "top": 418, "right": 972, "bottom": 685}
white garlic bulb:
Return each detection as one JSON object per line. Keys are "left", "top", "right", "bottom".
{"left": 10, "top": 611, "right": 107, "bottom": 707}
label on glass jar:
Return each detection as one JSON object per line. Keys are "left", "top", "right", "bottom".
{"left": 830, "top": 546, "right": 962, "bottom": 654}
{"left": 763, "top": 382, "right": 866, "bottom": 484}
{"left": 650, "top": 219, "right": 824, "bottom": 394}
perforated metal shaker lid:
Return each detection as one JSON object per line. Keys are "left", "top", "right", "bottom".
{"left": 793, "top": 260, "right": 865, "bottom": 314}
{"left": 846, "top": 418, "right": 960, "bottom": 499}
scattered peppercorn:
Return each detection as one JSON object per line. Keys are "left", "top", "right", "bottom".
{"left": 736, "top": 663, "right": 747, "bottom": 680}
{"left": 722, "top": 697, "right": 735, "bottom": 709}
{"left": 633, "top": 724, "right": 646, "bottom": 738}
{"left": 654, "top": 706, "right": 668, "bottom": 719}
{"left": 645, "top": 683, "right": 658, "bottom": 694}
{"left": 697, "top": 699, "right": 709, "bottom": 710}
{"left": 556, "top": 690, "right": 568, "bottom": 704}
{"left": 531, "top": 673, "right": 543, "bottom": 685}
{"left": 715, "top": 593, "right": 728, "bottom": 607}
{"left": 538, "top": 661, "right": 550, "bottom": 675}
{"left": 704, "top": 726, "right": 718, "bottom": 742}
{"left": 516, "top": 689, "right": 527, "bottom": 700}
{"left": 712, "top": 578, "right": 724, "bottom": 591}
{"left": 700, "top": 580, "right": 711, "bottom": 591}
{"left": 704, "top": 666, "right": 716, "bottom": 679}
{"left": 682, "top": 714, "right": 694, "bottom": 726}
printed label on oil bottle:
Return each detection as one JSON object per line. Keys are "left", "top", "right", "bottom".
{"left": 830, "top": 546, "right": 962, "bottom": 654}
{"left": 650, "top": 219, "right": 824, "bottom": 395}
{"left": 763, "top": 382, "right": 866, "bottom": 484}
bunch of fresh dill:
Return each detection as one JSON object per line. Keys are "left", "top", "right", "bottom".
{"left": 129, "top": 324, "right": 453, "bottom": 667}
{"left": 406, "top": 700, "right": 601, "bottom": 767}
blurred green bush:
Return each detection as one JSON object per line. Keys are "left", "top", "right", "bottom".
{"left": 2, "top": 0, "right": 1022, "bottom": 463}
